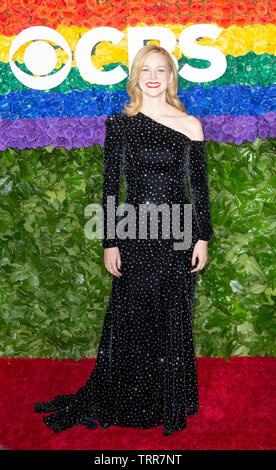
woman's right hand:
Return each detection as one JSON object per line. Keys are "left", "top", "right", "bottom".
{"left": 104, "top": 247, "right": 122, "bottom": 277}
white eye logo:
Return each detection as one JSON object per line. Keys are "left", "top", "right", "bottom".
{"left": 9, "top": 26, "right": 72, "bottom": 90}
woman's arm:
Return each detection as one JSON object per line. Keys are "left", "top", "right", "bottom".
{"left": 186, "top": 120, "right": 214, "bottom": 243}
{"left": 102, "top": 114, "right": 124, "bottom": 249}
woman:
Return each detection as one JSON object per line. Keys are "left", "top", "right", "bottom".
{"left": 34, "top": 44, "right": 214, "bottom": 437}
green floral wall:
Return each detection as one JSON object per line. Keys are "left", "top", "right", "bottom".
{"left": 0, "top": 138, "right": 275, "bottom": 360}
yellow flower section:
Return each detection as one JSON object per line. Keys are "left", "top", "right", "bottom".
{"left": 1, "top": 23, "right": 275, "bottom": 68}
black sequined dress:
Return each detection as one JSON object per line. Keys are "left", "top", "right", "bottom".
{"left": 34, "top": 111, "right": 214, "bottom": 437}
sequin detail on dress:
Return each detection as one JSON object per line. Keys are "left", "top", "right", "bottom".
{"left": 33, "top": 111, "right": 214, "bottom": 437}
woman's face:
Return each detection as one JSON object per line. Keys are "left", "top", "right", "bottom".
{"left": 138, "top": 52, "right": 173, "bottom": 97}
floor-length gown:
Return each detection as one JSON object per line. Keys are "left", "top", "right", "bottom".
{"left": 34, "top": 110, "right": 214, "bottom": 437}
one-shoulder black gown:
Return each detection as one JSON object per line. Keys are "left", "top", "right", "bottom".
{"left": 34, "top": 111, "right": 214, "bottom": 437}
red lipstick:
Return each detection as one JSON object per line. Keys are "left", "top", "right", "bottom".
{"left": 146, "top": 82, "right": 161, "bottom": 88}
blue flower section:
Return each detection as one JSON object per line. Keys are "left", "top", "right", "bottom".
{"left": 0, "top": 84, "right": 275, "bottom": 121}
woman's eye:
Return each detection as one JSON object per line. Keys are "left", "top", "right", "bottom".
{"left": 142, "top": 68, "right": 165, "bottom": 72}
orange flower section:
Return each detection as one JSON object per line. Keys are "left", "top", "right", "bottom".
{"left": 0, "top": 0, "right": 274, "bottom": 35}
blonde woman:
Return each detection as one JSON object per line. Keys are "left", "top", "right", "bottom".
{"left": 34, "top": 45, "right": 214, "bottom": 438}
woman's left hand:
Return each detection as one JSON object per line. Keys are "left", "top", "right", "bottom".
{"left": 190, "top": 240, "right": 209, "bottom": 273}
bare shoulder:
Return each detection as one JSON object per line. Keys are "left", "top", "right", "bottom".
{"left": 179, "top": 113, "right": 204, "bottom": 141}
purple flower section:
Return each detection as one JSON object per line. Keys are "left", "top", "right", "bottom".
{"left": 199, "top": 112, "right": 276, "bottom": 145}
{"left": 0, "top": 113, "right": 275, "bottom": 151}
{"left": 0, "top": 115, "right": 108, "bottom": 152}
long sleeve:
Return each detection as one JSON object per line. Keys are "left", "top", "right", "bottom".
{"left": 187, "top": 141, "right": 214, "bottom": 242}
{"left": 102, "top": 114, "right": 124, "bottom": 249}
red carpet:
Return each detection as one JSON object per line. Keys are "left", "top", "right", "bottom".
{"left": 0, "top": 357, "right": 275, "bottom": 450}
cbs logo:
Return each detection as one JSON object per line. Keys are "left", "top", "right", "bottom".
{"left": 9, "top": 25, "right": 227, "bottom": 90}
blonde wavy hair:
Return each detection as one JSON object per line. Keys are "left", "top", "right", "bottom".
{"left": 124, "top": 44, "right": 185, "bottom": 117}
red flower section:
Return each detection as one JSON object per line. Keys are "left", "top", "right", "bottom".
{"left": 0, "top": 0, "right": 274, "bottom": 35}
